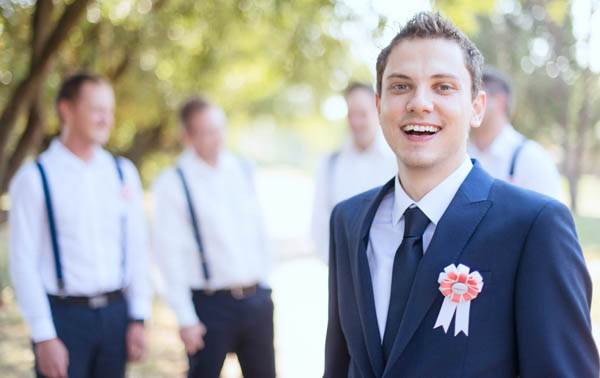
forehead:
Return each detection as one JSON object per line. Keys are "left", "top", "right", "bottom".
{"left": 383, "top": 38, "right": 470, "bottom": 82}
{"left": 189, "top": 106, "right": 226, "bottom": 128}
{"left": 78, "top": 81, "right": 114, "bottom": 103}
{"left": 346, "top": 88, "right": 374, "bottom": 106}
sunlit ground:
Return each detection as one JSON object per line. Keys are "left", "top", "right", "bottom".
{"left": 1, "top": 168, "right": 600, "bottom": 377}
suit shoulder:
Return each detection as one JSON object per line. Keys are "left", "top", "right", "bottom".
{"left": 332, "top": 185, "right": 381, "bottom": 220}
{"left": 489, "top": 179, "right": 563, "bottom": 217}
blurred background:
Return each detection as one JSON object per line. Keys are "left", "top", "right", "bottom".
{"left": 1, "top": 0, "right": 599, "bottom": 376}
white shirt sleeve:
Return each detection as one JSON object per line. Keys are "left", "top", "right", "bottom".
{"left": 310, "top": 156, "right": 332, "bottom": 264}
{"left": 8, "top": 164, "right": 57, "bottom": 342}
{"left": 513, "top": 142, "right": 562, "bottom": 200}
{"left": 151, "top": 170, "right": 200, "bottom": 328}
{"left": 121, "top": 159, "right": 153, "bottom": 320}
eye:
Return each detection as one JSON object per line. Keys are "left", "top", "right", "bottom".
{"left": 434, "top": 82, "right": 457, "bottom": 93}
{"left": 391, "top": 83, "right": 409, "bottom": 91}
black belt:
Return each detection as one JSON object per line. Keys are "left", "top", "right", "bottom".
{"left": 48, "top": 289, "right": 124, "bottom": 309}
{"left": 193, "top": 284, "right": 259, "bottom": 299}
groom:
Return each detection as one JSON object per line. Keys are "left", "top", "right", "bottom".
{"left": 324, "top": 11, "right": 598, "bottom": 378}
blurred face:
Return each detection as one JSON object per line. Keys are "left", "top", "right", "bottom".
{"left": 479, "top": 86, "right": 506, "bottom": 130}
{"left": 59, "top": 81, "right": 115, "bottom": 146}
{"left": 184, "top": 106, "right": 226, "bottom": 163}
{"left": 345, "top": 88, "right": 379, "bottom": 150}
{"left": 376, "top": 38, "right": 485, "bottom": 173}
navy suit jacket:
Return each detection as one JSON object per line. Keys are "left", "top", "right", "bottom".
{"left": 324, "top": 161, "right": 598, "bottom": 378}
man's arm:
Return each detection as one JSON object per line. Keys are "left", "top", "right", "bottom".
{"left": 122, "top": 159, "right": 152, "bottom": 323}
{"left": 121, "top": 160, "right": 152, "bottom": 362}
{"left": 9, "top": 165, "right": 70, "bottom": 377}
{"left": 324, "top": 206, "right": 350, "bottom": 377}
{"left": 311, "top": 156, "right": 332, "bottom": 263}
{"left": 515, "top": 200, "right": 599, "bottom": 377}
{"left": 9, "top": 165, "right": 57, "bottom": 342}
{"left": 151, "top": 170, "right": 206, "bottom": 354}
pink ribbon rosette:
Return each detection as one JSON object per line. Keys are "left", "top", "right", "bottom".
{"left": 433, "top": 263, "right": 483, "bottom": 336}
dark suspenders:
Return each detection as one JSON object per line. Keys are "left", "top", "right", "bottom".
{"left": 36, "top": 157, "right": 127, "bottom": 293}
{"left": 508, "top": 138, "right": 528, "bottom": 181}
{"left": 36, "top": 161, "right": 65, "bottom": 293}
{"left": 175, "top": 167, "right": 211, "bottom": 283}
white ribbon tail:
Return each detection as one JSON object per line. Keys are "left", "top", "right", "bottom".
{"left": 433, "top": 296, "right": 457, "bottom": 333}
{"left": 454, "top": 302, "right": 471, "bottom": 336}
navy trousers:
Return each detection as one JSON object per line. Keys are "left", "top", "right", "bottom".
{"left": 188, "top": 287, "right": 276, "bottom": 378}
{"left": 35, "top": 295, "right": 128, "bottom": 378}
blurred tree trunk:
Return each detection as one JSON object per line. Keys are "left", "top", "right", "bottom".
{"left": 0, "top": 0, "right": 93, "bottom": 194}
{"left": 0, "top": 0, "right": 55, "bottom": 194}
{"left": 566, "top": 69, "right": 592, "bottom": 213}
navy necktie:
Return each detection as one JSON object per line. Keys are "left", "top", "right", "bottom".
{"left": 382, "top": 206, "right": 430, "bottom": 362}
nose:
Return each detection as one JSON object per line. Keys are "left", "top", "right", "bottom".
{"left": 406, "top": 87, "right": 433, "bottom": 113}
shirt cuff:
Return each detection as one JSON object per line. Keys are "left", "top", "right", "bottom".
{"left": 127, "top": 297, "right": 152, "bottom": 320}
{"left": 29, "top": 317, "right": 57, "bottom": 343}
{"left": 176, "top": 305, "right": 200, "bottom": 328}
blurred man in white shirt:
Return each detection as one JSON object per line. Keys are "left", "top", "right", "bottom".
{"left": 9, "top": 73, "right": 152, "bottom": 378}
{"left": 151, "top": 97, "right": 275, "bottom": 378}
{"left": 468, "top": 68, "right": 561, "bottom": 199}
{"left": 311, "top": 82, "right": 397, "bottom": 263}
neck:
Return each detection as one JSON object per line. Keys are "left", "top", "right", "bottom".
{"left": 354, "top": 135, "right": 376, "bottom": 152}
{"left": 193, "top": 149, "right": 219, "bottom": 168}
{"left": 397, "top": 153, "right": 466, "bottom": 202}
{"left": 59, "top": 130, "right": 98, "bottom": 162}
{"left": 471, "top": 118, "right": 507, "bottom": 151}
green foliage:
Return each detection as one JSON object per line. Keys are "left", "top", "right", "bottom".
{"left": 0, "top": 0, "right": 369, "bottom": 185}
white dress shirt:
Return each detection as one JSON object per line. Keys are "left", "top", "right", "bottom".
{"left": 367, "top": 157, "right": 473, "bottom": 341}
{"left": 151, "top": 149, "right": 272, "bottom": 327}
{"left": 9, "top": 139, "right": 152, "bottom": 342}
{"left": 311, "top": 133, "right": 397, "bottom": 262}
{"left": 468, "top": 124, "right": 561, "bottom": 199}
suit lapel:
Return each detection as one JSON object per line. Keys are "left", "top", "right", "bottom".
{"left": 383, "top": 162, "right": 495, "bottom": 376}
{"left": 350, "top": 178, "right": 395, "bottom": 378}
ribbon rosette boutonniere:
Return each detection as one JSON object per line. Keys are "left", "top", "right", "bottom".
{"left": 433, "top": 263, "right": 483, "bottom": 336}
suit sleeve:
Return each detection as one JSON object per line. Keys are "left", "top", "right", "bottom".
{"left": 324, "top": 205, "right": 350, "bottom": 377}
{"left": 515, "top": 200, "right": 599, "bottom": 377}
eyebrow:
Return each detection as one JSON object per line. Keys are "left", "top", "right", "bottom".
{"left": 386, "top": 73, "right": 460, "bottom": 80}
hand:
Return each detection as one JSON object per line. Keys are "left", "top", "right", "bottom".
{"left": 35, "top": 338, "right": 69, "bottom": 378}
{"left": 126, "top": 322, "right": 147, "bottom": 362}
{"left": 179, "top": 322, "right": 207, "bottom": 355}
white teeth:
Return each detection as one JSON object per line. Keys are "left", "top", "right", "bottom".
{"left": 402, "top": 124, "right": 440, "bottom": 133}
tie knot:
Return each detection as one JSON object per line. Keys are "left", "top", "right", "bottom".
{"left": 403, "top": 207, "right": 430, "bottom": 238}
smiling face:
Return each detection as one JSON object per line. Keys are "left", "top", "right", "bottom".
{"left": 376, "top": 37, "right": 485, "bottom": 176}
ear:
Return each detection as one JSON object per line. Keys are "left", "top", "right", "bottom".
{"left": 57, "top": 100, "right": 71, "bottom": 125}
{"left": 375, "top": 92, "right": 383, "bottom": 123}
{"left": 469, "top": 90, "right": 486, "bottom": 129}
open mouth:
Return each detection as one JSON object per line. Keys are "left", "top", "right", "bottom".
{"left": 402, "top": 124, "right": 441, "bottom": 136}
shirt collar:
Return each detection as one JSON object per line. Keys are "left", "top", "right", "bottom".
{"left": 178, "top": 148, "right": 224, "bottom": 173}
{"left": 392, "top": 156, "right": 473, "bottom": 226}
{"left": 48, "top": 138, "right": 103, "bottom": 167}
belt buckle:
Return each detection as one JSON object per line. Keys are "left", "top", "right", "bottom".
{"left": 231, "top": 287, "right": 245, "bottom": 299}
{"left": 89, "top": 294, "right": 108, "bottom": 309}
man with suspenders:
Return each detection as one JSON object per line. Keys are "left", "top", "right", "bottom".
{"left": 311, "top": 82, "right": 397, "bottom": 263}
{"left": 468, "top": 67, "right": 562, "bottom": 199}
{"left": 151, "top": 97, "right": 275, "bottom": 378}
{"left": 9, "top": 73, "right": 152, "bottom": 378}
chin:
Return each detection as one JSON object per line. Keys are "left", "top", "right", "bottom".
{"left": 397, "top": 153, "right": 437, "bottom": 170}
